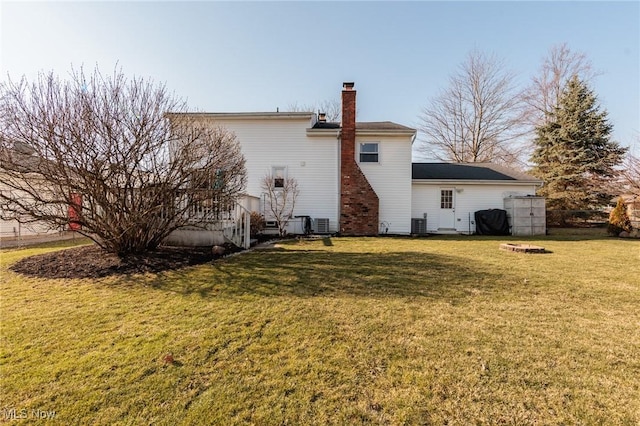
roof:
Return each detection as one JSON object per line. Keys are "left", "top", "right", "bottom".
{"left": 168, "top": 112, "right": 416, "bottom": 136}
{"left": 312, "top": 121, "right": 341, "bottom": 129}
{"left": 412, "top": 163, "right": 541, "bottom": 183}
{"left": 356, "top": 121, "right": 415, "bottom": 132}
{"left": 165, "top": 112, "right": 315, "bottom": 120}
{"left": 311, "top": 120, "right": 415, "bottom": 132}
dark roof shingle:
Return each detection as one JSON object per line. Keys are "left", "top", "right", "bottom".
{"left": 312, "top": 121, "right": 341, "bottom": 129}
{"left": 356, "top": 121, "right": 415, "bottom": 131}
{"left": 311, "top": 121, "right": 415, "bottom": 132}
{"left": 412, "top": 163, "right": 540, "bottom": 182}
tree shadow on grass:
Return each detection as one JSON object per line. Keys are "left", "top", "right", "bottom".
{"left": 143, "top": 248, "right": 506, "bottom": 302}
{"left": 418, "top": 228, "right": 616, "bottom": 242}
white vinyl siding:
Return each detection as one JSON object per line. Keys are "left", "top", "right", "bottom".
{"left": 200, "top": 117, "right": 340, "bottom": 233}
{"left": 357, "top": 136, "right": 413, "bottom": 234}
{"left": 411, "top": 183, "right": 538, "bottom": 234}
{"left": 0, "top": 185, "right": 63, "bottom": 239}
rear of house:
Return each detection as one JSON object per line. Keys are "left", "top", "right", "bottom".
{"left": 172, "top": 83, "right": 415, "bottom": 236}
{"left": 187, "top": 112, "right": 342, "bottom": 235}
{"left": 411, "top": 163, "right": 543, "bottom": 234}
{"left": 166, "top": 82, "right": 543, "bottom": 241}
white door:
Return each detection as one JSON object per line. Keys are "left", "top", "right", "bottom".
{"left": 439, "top": 188, "right": 455, "bottom": 229}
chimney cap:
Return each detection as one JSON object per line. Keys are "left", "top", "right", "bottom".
{"left": 343, "top": 82, "right": 355, "bottom": 90}
{"left": 318, "top": 112, "right": 327, "bottom": 122}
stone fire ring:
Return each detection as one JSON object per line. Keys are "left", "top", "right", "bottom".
{"left": 499, "top": 243, "right": 546, "bottom": 253}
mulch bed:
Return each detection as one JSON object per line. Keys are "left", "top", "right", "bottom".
{"left": 10, "top": 244, "right": 241, "bottom": 279}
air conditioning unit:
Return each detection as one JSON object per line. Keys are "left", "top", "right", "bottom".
{"left": 265, "top": 220, "right": 278, "bottom": 229}
{"left": 411, "top": 218, "right": 427, "bottom": 235}
{"left": 315, "top": 218, "right": 330, "bottom": 234}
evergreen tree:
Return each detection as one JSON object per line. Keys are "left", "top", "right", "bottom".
{"left": 531, "top": 76, "right": 627, "bottom": 210}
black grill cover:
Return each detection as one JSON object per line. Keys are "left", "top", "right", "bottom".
{"left": 475, "top": 209, "right": 510, "bottom": 235}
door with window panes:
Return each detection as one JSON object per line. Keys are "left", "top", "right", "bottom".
{"left": 439, "top": 188, "right": 455, "bottom": 229}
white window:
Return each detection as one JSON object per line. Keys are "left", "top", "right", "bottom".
{"left": 440, "top": 189, "right": 453, "bottom": 209}
{"left": 272, "top": 166, "right": 286, "bottom": 188}
{"left": 359, "top": 143, "right": 379, "bottom": 163}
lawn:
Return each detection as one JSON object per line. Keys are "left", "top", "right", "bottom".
{"left": 1, "top": 230, "right": 639, "bottom": 424}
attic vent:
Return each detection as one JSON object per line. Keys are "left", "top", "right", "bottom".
{"left": 315, "top": 218, "right": 330, "bottom": 234}
{"left": 411, "top": 218, "right": 427, "bottom": 235}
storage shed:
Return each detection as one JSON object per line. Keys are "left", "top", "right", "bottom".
{"left": 504, "top": 196, "right": 546, "bottom": 236}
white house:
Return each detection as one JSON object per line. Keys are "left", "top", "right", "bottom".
{"left": 168, "top": 82, "right": 543, "bottom": 240}
{"left": 0, "top": 149, "right": 68, "bottom": 242}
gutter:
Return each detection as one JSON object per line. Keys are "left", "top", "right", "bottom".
{"left": 412, "top": 179, "right": 544, "bottom": 186}
{"left": 166, "top": 112, "right": 315, "bottom": 120}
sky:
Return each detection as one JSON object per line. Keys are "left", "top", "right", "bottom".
{"left": 1, "top": 1, "right": 638, "bottom": 160}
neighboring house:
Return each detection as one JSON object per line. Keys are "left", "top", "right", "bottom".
{"left": 168, "top": 82, "right": 543, "bottom": 238}
{"left": 0, "top": 147, "right": 67, "bottom": 241}
{"left": 0, "top": 202, "right": 63, "bottom": 240}
{"left": 620, "top": 194, "right": 640, "bottom": 228}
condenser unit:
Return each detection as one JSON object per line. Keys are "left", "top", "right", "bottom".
{"left": 411, "top": 218, "right": 427, "bottom": 235}
{"left": 314, "top": 218, "right": 330, "bottom": 234}
{"left": 264, "top": 220, "right": 278, "bottom": 229}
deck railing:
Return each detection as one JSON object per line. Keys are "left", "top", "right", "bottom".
{"left": 168, "top": 190, "right": 252, "bottom": 249}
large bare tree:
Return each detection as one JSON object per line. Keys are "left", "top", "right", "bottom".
{"left": 523, "top": 43, "right": 599, "bottom": 127}
{"left": 0, "top": 67, "right": 246, "bottom": 256}
{"left": 417, "top": 50, "right": 527, "bottom": 165}
{"left": 288, "top": 99, "right": 342, "bottom": 122}
{"left": 621, "top": 140, "right": 640, "bottom": 195}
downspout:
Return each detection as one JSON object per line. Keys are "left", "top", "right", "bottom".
{"left": 337, "top": 130, "right": 342, "bottom": 234}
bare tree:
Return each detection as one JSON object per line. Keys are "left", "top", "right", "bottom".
{"left": 524, "top": 43, "right": 599, "bottom": 127}
{"left": 0, "top": 67, "right": 246, "bottom": 256}
{"left": 621, "top": 140, "right": 640, "bottom": 195}
{"left": 288, "top": 99, "right": 342, "bottom": 122}
{"left": 417, "top": 50, "right": 527, "bottom": 166}
{"left": 260, "top": 173, "right": 299, "bottom": 236}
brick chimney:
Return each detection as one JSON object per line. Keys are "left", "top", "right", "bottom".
{"left": 340, "top": 82, "right": 379, "bottom": 235}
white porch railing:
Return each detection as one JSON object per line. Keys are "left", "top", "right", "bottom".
{"left": 221, "top": 202, "right": 251, "bottom": 249}
{"left": 169, "top": 191, "right": 255, "bottom": 249}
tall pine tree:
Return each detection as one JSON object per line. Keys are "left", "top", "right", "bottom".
{"left": 531, "top": 76, "right": 626, "bottom": 210}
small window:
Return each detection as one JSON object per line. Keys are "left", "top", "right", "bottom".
{"left": 359, "top": 143, "right": 379, "bottom": 163}
{"left": 190, "top": 169, "right": 225, "bottom": 190}
{"left": 272, "top": 166, "right": 286, "bottom": 188}
{"left": 441, "top": 190, "right": 453, "bottom": 209}
{"left": 212, "top": 169, "right": 225, "bottom": 190}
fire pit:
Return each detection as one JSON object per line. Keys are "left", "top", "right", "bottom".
{"left": 499, "top": 243, "right": 546, "bottom": 253}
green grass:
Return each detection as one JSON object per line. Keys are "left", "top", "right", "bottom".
{"left": 1, "top": 230, "right": 639, "bottom": 424}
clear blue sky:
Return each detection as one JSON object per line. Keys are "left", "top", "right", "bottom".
{"left": 1, "top": 1, "right": 638, "bottom": 156}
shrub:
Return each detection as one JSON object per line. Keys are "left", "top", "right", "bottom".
{"left": 250, "top": 212, "right": 265, "bottom": 237}
{"left": 608, "top": 197, "right": 632, "bottom": 235}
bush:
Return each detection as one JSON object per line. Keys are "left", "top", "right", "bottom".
{"left": 608, "top": 197, "right": 632, "bottom": 235}
{"left": 250, "top": 212, "right": 265, "bottom": 238}
{"left": 546, "top": 210, "right": 608, "bottom": 227}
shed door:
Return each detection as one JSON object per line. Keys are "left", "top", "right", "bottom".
{"left": 439, "top": 188, "right": 455, "bottom": 229}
